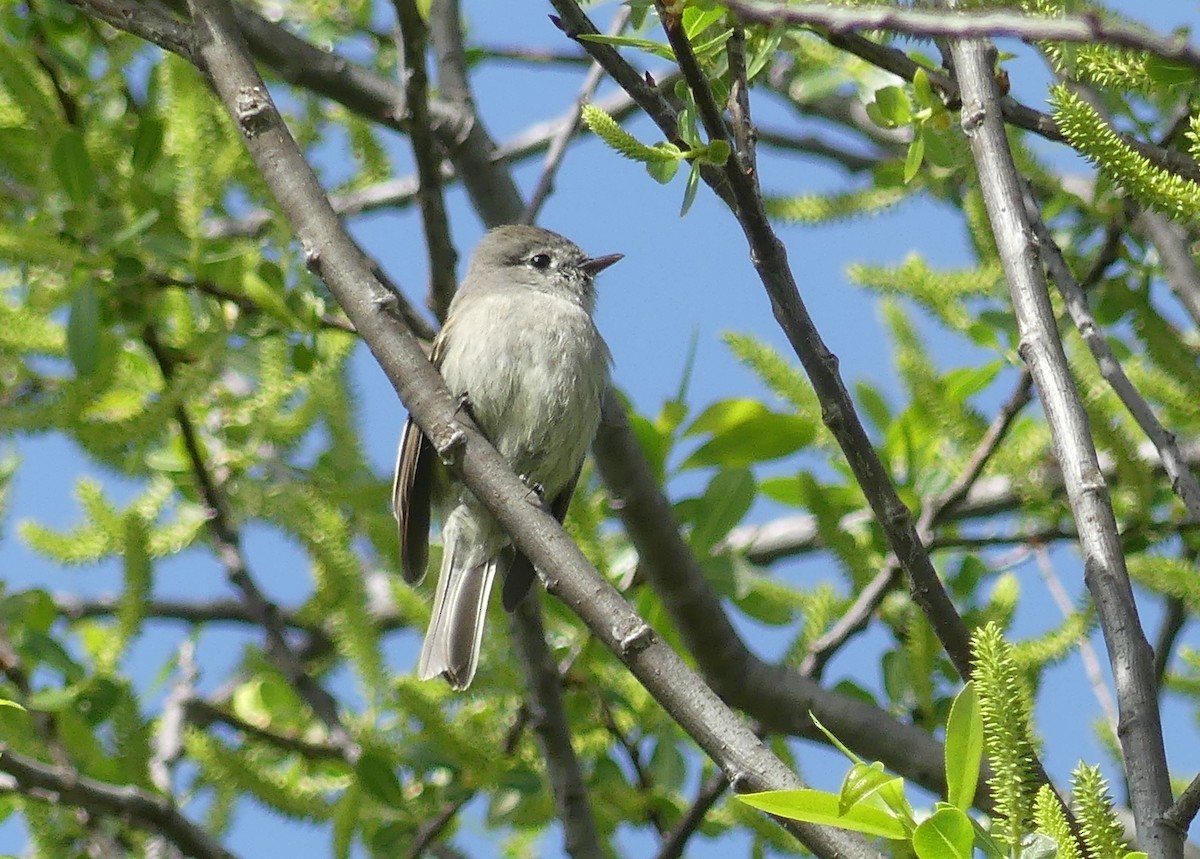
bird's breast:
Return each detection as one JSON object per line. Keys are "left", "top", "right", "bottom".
{"left": 439, "top": 290, "right": 610, "bottom": 495}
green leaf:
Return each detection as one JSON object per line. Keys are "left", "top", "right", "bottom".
{"left": 648, "top": 739, "right": 687, "bottom": 792}
{"left": 51, "top": 130, "right": 96, "bottom": 206}
{"left": 912, "top": 68, "right": 935, "bottom": 108}
{"left": 944, "top": 681, "right": 983, "bottom": 811}
{"left": 873, "top": 85, "right": 912, "bottom": 127}
{"left": 0, "top": 699, "right": 26, "bottom": 712}
{"left": 1145, "top": 55, "right": 1195, "bottom": 87}
{"left": 912, "top": 806, "right": 974, "bottom": 858}
{"left": 854, "top": 381, "right": 892, "bottom": 433}
{"left": 577, "top": 34, "right": 674, "bottom": 62}
{"left": 67, "top": 283, "right": 102, "bottom": 377}
{"left": 737, "top": 789, "right": 907, "bottom": 839}
{"left": 689, "top": 467, "right": 755, "bottom": 552}
{"left": 355, "top": 749, "right": 405, "bottom": 807}
{"left": 839, "top": 761, "right": 907, "bottom": 820}
{"left": 681, "top": 399, "right": 815, "bottom": 469}
{"left": 904, "top": 131, "right": 925, "bottom": 184}
{"left": 683, "top": 4, "right": 725, "bottom": 39}
{"left": 646, "top": 156, "right": 681, "bottom": 184}
{"left": 680, "top": 161, "right": 701, "bottom": 216}
{"left": 700, "top": 138, "right": 731, "bottom": 166}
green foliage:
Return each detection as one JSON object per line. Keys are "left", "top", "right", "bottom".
{"left": 764, "top": 186, "right": 909, "bottom": 223}
{"left": 2, "top": 1, "right": 1198, "bottom": 856}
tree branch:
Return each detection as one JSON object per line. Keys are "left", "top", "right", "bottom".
{"left": 177, "top": 0, "right": 878, "bottom": 853}
{"left": 0, "top": 745, "right": 236, "bottom": 859}
{"left": 725, "top": 1, "right": 1200, "bottom": 76}
{"left": 143, "top": 328, "right": 357, "bottom": 760}
{"left": 800, "top": 369, "right": 1032, "bottom": 676}
{"left": 394, "top": 0, "right": 458, "bottom": 321}
{"left": 1024, "top": 184, "right": 1200, "bottom": 527}
{"left": 510, "top": 597, "right": 604, "bottom": 859}
{"left": 945, "top": 23, "right": 1176, "bottom": 857}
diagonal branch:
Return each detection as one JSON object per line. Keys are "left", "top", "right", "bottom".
{"left": 800, "top": 369, "right": 1033, "bottom": 676}
{"left": 176, "top": 0, "right": 878, "bottom": 854}
{"left": 0, "top": 744, "right": 236, "bottom": 859}
{"left": 143, "top": 328, "right": 357, "bottom": 760}
{"left": 648, "top": 0, "right": 978, "bottom": 680}
{"left": 1024, "top": 184, "right": 1200, "bottom": 526}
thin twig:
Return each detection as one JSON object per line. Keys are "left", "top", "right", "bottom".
{"left": 1032, "top": 547, "right": 1118, "bottom": 733}
{"left": 183, "top": 699, "right": 346, "bottom": 760}
{"left": 801, "top": 370, "right": 1033, "bottom": 676}
{"left": 519, "top": 5, "right": 630, "bottom": 225}
{"left": 1024, "top": 182, "right": 1200, "bottom": 526}
{"left": 0, "top": 745, "right": 236, "bottom": 859}
{"left": 143, "top": 328, "right": 357, "bottom": 760}
{"left": 394, "top": 0, "right": 458, "bottom": 321}
{"left": 654, "top": 770, "right": 729, "bottom": 859}
{"left": 725, "top": 2, "right": 1200, "bottom": 77}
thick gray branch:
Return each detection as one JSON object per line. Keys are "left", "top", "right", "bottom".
{"left": 946, "top": 26, "right": 1176, "bottom": 858}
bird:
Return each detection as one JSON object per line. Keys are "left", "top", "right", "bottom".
{"left": 393, "top": 224, "right": 621, "bottom": 690}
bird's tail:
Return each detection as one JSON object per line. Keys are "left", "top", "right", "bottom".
{"left": 417, "top": 515, "right": 500, "bottom": 690}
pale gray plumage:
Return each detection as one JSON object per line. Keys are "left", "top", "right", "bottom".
{"left": 393, "top": 225, "right": 619, "bottom": 690}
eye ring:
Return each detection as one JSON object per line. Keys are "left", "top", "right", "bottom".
{"left": 529, "top": 253, "right": 552, "bottom": 270}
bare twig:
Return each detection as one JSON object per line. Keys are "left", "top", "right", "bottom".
{"left": 728, "top": 440, "right": 1200, "bottom": 565}
{"left": 800, "top": 370, "right": 1033, "bottom": 676}
{"left": 945, "top": 21, "right": 1175, "bottom": 856}
{"left": 510, "top": 597, "right": 604, "bottom": 859}
{"left": 143, "top": 329, "right": 356, "bottom": 759}
{"left": 394, "top": 0, "right": 458, "bottom": 321}
{"left": 402, "top": 796, "right": 470, "bottom": 859}
{"left": 1024, "top": 183, "right": 1200, "bottom": 526}
{"left": 426, "top": 0, "right": 524, "bottom": 224}
{"left": 519, "top": 6, "right": 630, "bottom": 225}
{"left": 62, "top": 0, "right": 194, "bottom": 58}
{"left": 725, "top": 2, "right": 1200, "bottom": 76}
{"left": 1134, "top": 211, "right": 1200, "bottom": 329}
{"left": 183, "top": 699, "right": 345, "bottom": 760}
{"left": 0, "top": 744, "right": 236, "bottom": 859}
{"left": 654, "top": 770, "right": 729, "bottom": 859}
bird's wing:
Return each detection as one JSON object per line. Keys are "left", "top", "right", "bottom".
{"left": 392, "top": 331, "right": 450, "bottom": 584}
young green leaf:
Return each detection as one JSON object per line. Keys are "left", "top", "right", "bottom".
{"left": 67, "top": 283, "right": 102, "bottom": 377}
{"left": 945, "top": 681, "right": 983, "bottom": 812}
{"left": 912, "top": 806, "right": 974, "bottom": 859}
{"left": 354, "top": 750, "right": 405, "bottom": 807}
{"left": 737, "top": 789, "right": 907, "bottom": 840}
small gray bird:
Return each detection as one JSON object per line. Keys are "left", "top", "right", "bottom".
{"left": 393, "top": 225, "right": 620, "bottom": 690}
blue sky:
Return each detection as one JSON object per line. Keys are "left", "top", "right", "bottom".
{"left": 2, "top": 1, "right": 1199, "bottom": 856}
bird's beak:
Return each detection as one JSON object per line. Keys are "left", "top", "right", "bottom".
{"left": 581, "top": 253, "right": 624, "bottom": 276}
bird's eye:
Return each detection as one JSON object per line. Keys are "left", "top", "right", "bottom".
{"left": 529, "top": 253, "right": 552, "bottom": 270}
